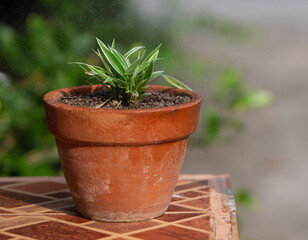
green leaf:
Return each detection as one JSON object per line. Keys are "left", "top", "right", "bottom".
{"left": 111, "top": 39, "right": 115, "bottom": 49}
{"left": 136, "top": 61, "right": 151, "bottom": 76}
{"left": 92, "top": 49, "right": 113, "bottom": 75}
{"left": 114, "top": 78, "right": 129, "bottom": 89}
{"left": 139, "top": 85, "right": 151, "bottom": 93}
{"left": 126, "top": 58, "right": 131, "bottom": 66}
{"left": 136, "top": 79, "right": 148, "bottom": 92}
{"left": 137, "top": 49, "right": 146, "bottom": 60}
{"left": 132, "top": 90, "right": 139, "bottom": 97}
{"left": 70, "top": 62, "right": 109, "bottom": 80}
{"left": 125, "top": 57, "right": 143, "bottom": 75}
{"left": 143, "top": 43, "right": 161, "bottom": 64}
{"left": 104, "top": 77, "right": 117, "bottom": 88}
{"left": 144, "top": 61, "right": 153, "bottom": 80}
{"left": 139, "top": 92, "right": 151, "bottom": 99}
{"left": 105, "top": 77, "right": 129, "bottom": 89}
{"left": 110, "top": 47, "right": 128, "bottom": 69}
{"left": 131, "top": 61, "right": 149, "bottom": 83}
{"left": 162, "top": 74, "right": 192, "bottom": 91}
{"left": 85, "top": 70, "right": 96, "bottom": 76}
{"left": 124, "top": 46, "right": 145, "bottom": 59}
{"left": 87, "top": 65, "right": 109, "bottom": 80}
{"left": 96, "top": 38, "right": 125, "bottom": 76}
{"left": 149, "top": 71, "right": 163, "bottom": 81}
{"left": 148, "top": 51, "right": 159, "bottom": 62}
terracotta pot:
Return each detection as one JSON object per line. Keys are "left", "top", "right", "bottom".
{"left": 43, "top": 85, "right": 201, "bottom": 222}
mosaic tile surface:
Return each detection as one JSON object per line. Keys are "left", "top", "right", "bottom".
{"left": 0, "top": 175, "right": 238, "bottom": 240}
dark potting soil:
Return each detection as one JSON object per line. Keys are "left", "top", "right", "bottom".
{"left": 59, "top": 89, "right": 192, "bottom": 109}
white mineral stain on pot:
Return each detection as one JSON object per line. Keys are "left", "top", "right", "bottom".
{"left": 153, "top": 176, "right": 163, "bottom": 186}
{"left": 101, "top": 177, "right": 110, "bottom": 193}
{"left": 143, "top": 165, "right": 150, "bottom": 174}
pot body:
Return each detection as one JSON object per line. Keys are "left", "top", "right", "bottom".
{"left": 43, "top": 85, "right": 201, "bottom": 222}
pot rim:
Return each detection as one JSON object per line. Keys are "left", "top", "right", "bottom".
{"left": 43, "top": 84, "right": 202, "bottom": 114}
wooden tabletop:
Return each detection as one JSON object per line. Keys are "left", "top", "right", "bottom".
{"left": 0, "top": 175, "right": 238, "bottom": 240}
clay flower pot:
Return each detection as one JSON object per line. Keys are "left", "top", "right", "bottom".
{"left": 43, "top": 84, "right": 201, "bottom": 222}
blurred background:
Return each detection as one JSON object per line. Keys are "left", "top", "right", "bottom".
{"left": 0, "top": 0, "right": 307, "bottom": 239}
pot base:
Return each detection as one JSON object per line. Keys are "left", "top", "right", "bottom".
{"left": 79, "top": 209, "right": 166, "bottom": 222}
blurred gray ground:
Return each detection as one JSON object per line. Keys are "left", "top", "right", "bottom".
{"left": 135, "top": 1, "right": 308, "bottom": 239}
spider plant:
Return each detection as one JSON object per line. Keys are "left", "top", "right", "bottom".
{"left": 71, "top": 38, "right": 191, "bottom": 105}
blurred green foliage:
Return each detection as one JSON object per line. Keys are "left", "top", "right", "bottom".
{"left": 192, "top": 68, "right": 272, "bottom": 145}
{"left": 234, "top": 188, "right": 259, "bottom": 239}
{"left": 0, "top": 0, "right": 272, "bottom": 176}
{"left": 235, "top": 189, "right": 259, "bottom": 211}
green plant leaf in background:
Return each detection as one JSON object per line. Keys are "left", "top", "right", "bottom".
{"left": 201, "top": 108, "right": 224, "bottom": 145}
{"left": 233, "top": 90, "right": 273, "bottom": 112}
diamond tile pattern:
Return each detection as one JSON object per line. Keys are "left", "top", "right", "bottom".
{"left": 8, "top": 221, "right": 110, "bottom": 240}
{"left": 0, "top": 175, "right": 238, "bottom": 239}
{"left": 0, "top": 233, "right": 12, "bottom": 240}
{"left": 131, "top": 225, "right": 210, "bottom": 240}
{"left": 0, "top": 189, "right": 51, "bottom": 208}
{"left": 10, "top": 181, "right": 67, "bottom": 194}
